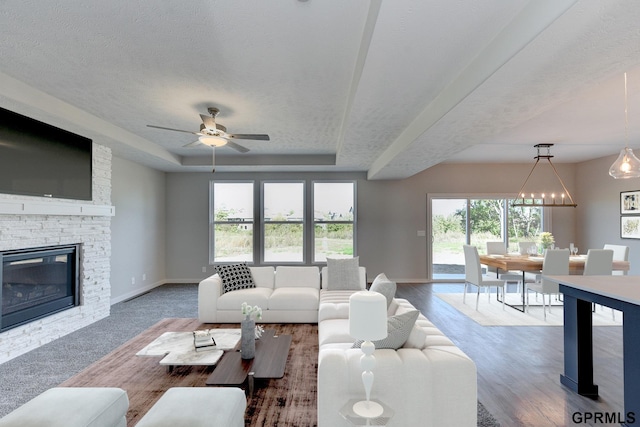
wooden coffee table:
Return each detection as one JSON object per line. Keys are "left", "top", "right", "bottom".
{"left": 206, "top": 329, "right": 292, "bottom": 395}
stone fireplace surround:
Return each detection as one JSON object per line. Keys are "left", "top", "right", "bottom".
{"left": 0, "top": 144, "right": 114, "bottom": 364}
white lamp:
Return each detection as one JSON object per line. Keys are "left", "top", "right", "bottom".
{"left": 349, "top": 291, "right": 388, "bottom": 418}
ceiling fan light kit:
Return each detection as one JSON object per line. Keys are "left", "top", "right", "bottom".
{"left": 198, "top": 135, "right": 228, "bottom": 147}
{"left": 146, "top": 106, "right": 269, "bottom": 171}
{"left": 609, "top": 73, "right": 640, "bottom": 179}
{"left": 512, "top": 143, "right": 577, "bottom": 208}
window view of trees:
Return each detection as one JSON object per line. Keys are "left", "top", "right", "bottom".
{"left": 210, "top": 180, "right": 356, "bottom": 264}
{"left": 263, "top": 182, "right": 304, "bottom": 262}
{"left": 211, "top": 182, "right": 254, "bottom": 262}
{"left": 431, "top": 197, "right": 543, "bottom": 278}
{"left": 314, "top": 182, "right": 355, "bottom": 262}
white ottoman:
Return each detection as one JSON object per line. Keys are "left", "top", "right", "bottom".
{"left": 136, "top": 387, "right": 246, "bottom": 427}
{"left": 0, "top": 387, "right": 129, "bottom": 427}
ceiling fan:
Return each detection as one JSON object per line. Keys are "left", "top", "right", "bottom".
{"left": 147, "top": 107, "right": 270, "bottom": 172}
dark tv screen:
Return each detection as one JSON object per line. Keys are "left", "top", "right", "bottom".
{"left": 0, "top": 107, "right": 92, "bottom": 201}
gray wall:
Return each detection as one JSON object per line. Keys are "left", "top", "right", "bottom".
{"left": 110, "top": 156, "right": 167, "bottom": 302}
{"left": 577, "top": 154, "right": 640, "bottom": 275}
{"left": 165, "top": 163, "right": 578, "bottom": 282}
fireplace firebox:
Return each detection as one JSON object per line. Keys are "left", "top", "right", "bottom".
{"left": 1, "top": 244, "right": 80, "bottom": 332}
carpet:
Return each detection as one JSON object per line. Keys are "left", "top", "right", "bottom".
{"left": 436, "top": 293, "right": 622, "bottom": 326}
{"left": 61, "top": 317, "right": 500, "bottom": 426}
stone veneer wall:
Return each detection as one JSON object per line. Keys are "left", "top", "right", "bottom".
{"left": 0, "top": 144, "right": 113, "bottom": 363}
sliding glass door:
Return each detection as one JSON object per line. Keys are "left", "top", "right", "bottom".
{"left": 429, "top": 195, "right": 544, "bottom": 281}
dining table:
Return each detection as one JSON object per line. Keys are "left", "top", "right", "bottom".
{"left": 478, "top": 253, "right": 630, "bottom": 312}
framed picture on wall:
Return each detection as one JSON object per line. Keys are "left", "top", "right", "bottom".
{"left": 621, "top": 190, "right": 640, "bottom": 214}
{"left": 621, "top": 216, "right": 640, "bottom": 239}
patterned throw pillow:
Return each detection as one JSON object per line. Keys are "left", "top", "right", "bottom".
{"left": 352, "top": 309, "right": 419, "bottom": 350}
{"left": 216, "top": 263, "right": 256, "bottom": 294}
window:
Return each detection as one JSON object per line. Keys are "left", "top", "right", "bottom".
{"left": 210, "top": 180, "right": 357, "bottom": 264}
{"left": 210, "top": 182, "right": 254, "bottom": 263}
{"left": 263, "top": 182, "right": 305, "bottom": 263}
{"left": 313, "top": 182, "right": 356, "bottom": 262}
{"left": 429, "top": 195, "right": 545, "bottom": 280}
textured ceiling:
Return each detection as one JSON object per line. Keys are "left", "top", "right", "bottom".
{"left": 1, "top": 0, "right": 640, "bottom": 179}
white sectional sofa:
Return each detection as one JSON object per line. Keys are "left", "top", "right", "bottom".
{"left": 317, "top": 294, "right": 478, "bottom": 427}
{"left": 198, "top": 265, "right": 366, "bottom": 323}
{"left": 198, "top": 264, "right": 477, "bottom": 427}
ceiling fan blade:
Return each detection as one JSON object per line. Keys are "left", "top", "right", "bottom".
{"left": 225, "top": 141, "right": 250, "bottom": 153}
{"left": 200, "top": 114, "right": 216, "bottom": 130}
{"left": 147, "top": 124, "right": 199, "bottom": 135}
{"left": 183, "top": 140, "right": 202, "bottom": 148}
{"left": 227, "top": 133, "right": 270, "bottom": 141}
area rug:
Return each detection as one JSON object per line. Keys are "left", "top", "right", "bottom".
{"left": 436, "top": 293, "right": 622, "bottom": 326}
{"left": 60, "top": 318, "right": 499, "bottom": 426}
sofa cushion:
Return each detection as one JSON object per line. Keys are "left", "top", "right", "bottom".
{"left": 216, "top": 263, "right": 255, "bottom": 294}
{"left": 353, "top": 309, "right": 419, "bottom": 350}
{"left": 217, "top": 287, "right": 272, "bottom": 310}
{"left": 369, "top": 273, "right": 396, "bottom": 308}
{"left": 318, "top": 290, "right": 359, "bottom": 321}
{"left": 269, "top": 287, "right": 319, "bottom": 311}
{"left": 248, "top": 266, "right": 275, "bottom": 289}
{"left": 0, "top": 387, "right": 129, "bottom": 427}
{"left": 318, "top": 318, "right": 353, "bottom": 346}
{"left": 275, "top": 266, "right": 320, "bottom": 289}
{"left": 325, "top": 257, "right": 361, "bottom": 290}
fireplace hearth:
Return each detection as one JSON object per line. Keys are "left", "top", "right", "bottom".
{"left": 1, "top": 245, "right": 80, "bottom": 332}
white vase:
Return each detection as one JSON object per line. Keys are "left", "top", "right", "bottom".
{"left": 241, "top": 318, "right": 255, "bottom": 360}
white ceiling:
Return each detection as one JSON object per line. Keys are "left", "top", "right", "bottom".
{"left": 2, "top": 0, "right": 640, "bottom": 179}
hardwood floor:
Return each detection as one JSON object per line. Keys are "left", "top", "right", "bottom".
{"left": 396, "top": 283, "right": 626, "bottom": 427}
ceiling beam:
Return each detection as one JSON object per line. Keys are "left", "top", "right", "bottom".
{"left": 366, "top": 0, "right": 579, "bottom": 180}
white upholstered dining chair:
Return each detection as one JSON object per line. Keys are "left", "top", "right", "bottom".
{"left": 603, "top": 244, "right": 629, "bottom": 276}
{"left": 585, "top": 249, "right": 615, "bottom": 319}
{"left": 525, "top": 249, "right": 570, "bottom": 319}
{"left": 463, "top": 245, "right": 507, "bottom": 311}
{"left": 485, "top": 241, "right": 529, "bottom": 292}
{"left": 518, "top": 241, "right": 537, "bottom": 255}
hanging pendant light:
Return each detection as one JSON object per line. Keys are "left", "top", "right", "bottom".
{"left": 512, "top": 144, "right": 577, "bottom": 207}
{"left": 609, "top": 73, "right": 640, "bottom": 179}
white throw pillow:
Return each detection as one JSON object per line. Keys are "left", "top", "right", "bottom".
{"left": 352, "top": 309, "right": 419, "bottom": 350}
{"left": 403, "top": 324, "right": 427, "bottom": 349}
{"left": 326, "top": 257, "right": 361, "bottom": 290}
{"left": 369, "top": 273, "right": 396, "bottom": 308}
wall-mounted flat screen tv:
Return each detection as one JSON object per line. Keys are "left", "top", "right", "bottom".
{"left": 0, "top": 107, "right": 92, "bottom": 201}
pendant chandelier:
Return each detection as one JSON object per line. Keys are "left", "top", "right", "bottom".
{"left": 609, "top": 72, "right": 640, "bottom": 179}
{"left": 512, "top": 143, "right": 577, "bottom": 207}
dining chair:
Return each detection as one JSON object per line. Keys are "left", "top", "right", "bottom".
{"left": 485, "top": 241, "right": 528, "bottom": 292}
{"left": 603, "top": 244, "right": 629, "bottom": 276}
{"left": 518, "top": 241, "right": 537, "bottom": 255}
{"left": 585, "top": 249, "right": 615, "bottom": 319}
{"left": 525, "top": 249, "right": 570, "bottom": 319}
{"left": 463, "top": 245, "right": 507, "bottom": 310}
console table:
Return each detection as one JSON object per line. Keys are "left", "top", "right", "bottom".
{"left": 553, "top": 275, "right": 640, "bottom": 427}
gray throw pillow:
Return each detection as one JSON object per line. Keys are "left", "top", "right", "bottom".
{"left": 352, "top": 309, "right": 419, "bottom": 350}
{"left": 369, "top": 273, "right": 396, "bottom": 308}
{"left": 216, "top": 263, "right": 256, "bottom": 294}
{"left": 326, "top": 257, "right": 361, "bottom": 290}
